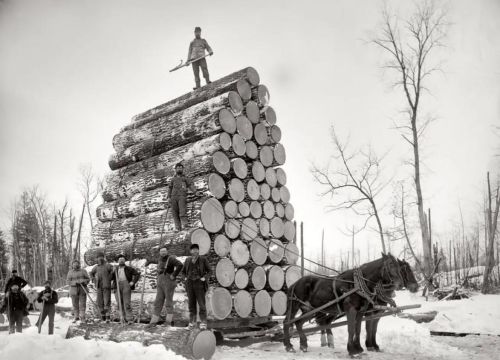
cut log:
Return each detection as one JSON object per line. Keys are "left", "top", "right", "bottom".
{"left": 262, "top": 200, "right": 275, "bottom": 219}
{"left": 264, "top": 265, "right": 285, "bottom": 291}
{"left": 246, "top": 179, "right": 260, "bottom": 201}
{"left": 276, "top": 168, "right": 287, "bottom": 186}
{"left": 113, "top": 91, "right": 241, "bottom": 152}
{"left": 236, "top": 79, "right": 252, "bottom": 102}
{"left": 231, "top": 158, "right": 248, "bottom": 179}
{"left": 283, "top": 265, "right": 302, "bottom": 288}
{"left": 128, "top": 67, "right": 260, "bottom": 126}
{"left": 250, "top": 266, "right": 266, "bottom": 290}
{"left": 245, "top": 101, "right": 260, "bottom": 124}
{"left": 206, "top": 287, "right": 233, "bottom": 320}
{"left": 265, "top": 167, "right": 277, "bottom": 187}
{"left": 250, "top": 237, "right": 267, "bottom": 266}
{"left": 191, "top": 228, "right": 212, "bottom": 256}
{"left": 257, "top": 218, "right": 270, "bottom": 238}
{"left": 273, "top": 144, "right": 286, "bottom": 165}
{"left": 66, "top": 323, "right": 216, "bottom": 360}
{"left": 245, "top": 140, "right": 258, "bottom": 159}
{"left": 253, "top": 123, "right": 269, "bottom": 146}
{"left": 270, "top": 217, "right": 285, "bottom": 238}
{"left": 201, "top": 198, "right": 225, "bottom": 233}
{"left": 224, "top": 218, "right": 241, "bottom": 239}
{"left": 271, "top": 291, "right": 287, "bottom": 316}
{"left": 251, "top": 85, "right": 270, "bottom": 107}
{"left": 236, "top": 115, "right": 253, "bottom": 140}
{"left": 268, "top": 125, "right": 282, "bottom": 144}
{"left": 208, "top": 173, "right": 226, "bottom": 199}
{"left": 230, "top": 240, "right": 250, "bottom": 266}
{"left": 283, "top": 220, "right": 296, "bottom": 242}
{"left": 251, "top": 161, "right": 265, "bottom": 182}
{"left": 233, "top": 290, "right": 252, "bottom": 318}
{"left": 216, "top": 258, "right": 235, "bottom": 287}
{"left": 241, "top": 218, "right": 258, "bottom": 241}
{"left": 249, "top": 201, "right": 263, "bottom": 218}
{"left": 231, "top": 134, "right": 246, "bottom": 157}
{"left": 279, "top": 185, "right": 291, "bottom": 203}
{"left": 275, "top": 203, "right": 285, "bottom": 218}
{"left": 212, "top": 151, "right": 231, "bottom": 175}
{"left": 234, "top": 268, "right": 249, "bottom": 290}
{"left": 109, "top": 107, "right": 239, "bottom": 170}
{"left": 238, "top": 201, "right": 250, "bottom": 217}
{"left": 214, "top": 234, "right": 231, "bottom": 257}
{"left": 284, "top": 203, "right": 294, "bottom": 221}
{"left": 271, "top": 187, "right": 281, "bottom": 202}
{"left": 263, "top": 107, "right": 277, "bottom": 125}
{"left": 224, "top": 200, "right": 238, "bottom": 218}
{"left": 284, "top": 242, "right": 299, "bottom": 264}
{"left": 253, "top": 290, "right": 272, "bottom": 317}
{"left": 259, "top": 146, "right": 274, "bottom": 167}
{"left": 267, "top": 239, "right": 285, "bottom": 264}
{"left": 228, "top": 178, "right": 245, "bottom": 202}
{"left": 260, "top": 183, "right": 271, "bottom": 201}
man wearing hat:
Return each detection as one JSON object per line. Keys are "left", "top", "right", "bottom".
{"left": 168, "top": 162, "right": 204, "bottom": 231}
{"left": 111, "top": 254, "right": 140, "bottom": 324}
{"left": 186, "top": 26, "right": 213, "bottom": 90}
{"left": 4, "top": 269, "right": 28, "bottom": 294}
{"left": 90, "top": 252, "right": 114, "bottom": 322}
{"left": 181, "top": 243, "right": 211, "bottom": 329}
{"left": 0, "top": 284, "right": 29, "bottom": 334}
{"left": 35, "top": 280, "right": 59, "bottom": 334}
{"left": 66, "top": 259, "right": 90, "bottom": 323}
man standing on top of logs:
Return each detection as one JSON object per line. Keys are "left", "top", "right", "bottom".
{"left": 147, "top": 246, "right": 183, "bottom": 328}
{"left": 187, "top": 26, "right": 213, "bottom": 90}
{"left": 181, "top": 243, "right": 211, "bottom": 329}
{"left": 111, "top": 254, "right": 140, "bottom": 324}
{"left": 168, "top": 162, "right": 204, "bottom": 232}
{"left": 0, "top": 284, "right": 29, "bottom": 334}
{"left": 90, "top": 252, "right": 114, "bottom": 322}
{"left": 35, "top": 280, "right": 59, "bottom": 334}
{"left": 66, "top": 259, "right": 90, "bottom": 323}
{"left": 4, "top": 269, "right": 28, "bottom": 294}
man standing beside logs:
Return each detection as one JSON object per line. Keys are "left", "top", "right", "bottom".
{"left": 111, "top": 254, "right": 140, "bottom": 324}
{"left": 181, "top": 244, "right": 211, "bottom": 329}
{"left": 147, "top": 246, "right": 183, "bottom": 328}
{"left": 168, "top": 162, "right": 203, "bottom": 232}
{"left": 90, "top": 252, "right": 114, "bottom": 322}
{"left": 66, "top": 260, "right": 90, "bottom": 323}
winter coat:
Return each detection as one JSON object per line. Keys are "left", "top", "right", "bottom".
{"left": 0, "top": 291, "right": 29, "bottom": 315}
{"left": 181, "top": 256, "right": 211, "bottom": 281}
{"left": 37, "top": 288, "right": 59, "bottom": 305}
{"left": 90, "top": 263, "right": 114, "bottom": 289}
{"left": 4, "top": 276, "right": 28, "bottom": 293}
{"left": 111, "top": 265, "right": 141, "bottom": 290}
{"left": 66, "top": 268, "right": 90, "bottom": 296}
{"left": 187, "top": 38, "right": 213, "bottom": 61}
{"left": 168, "top": 175, "right": 196, "bottom": 198}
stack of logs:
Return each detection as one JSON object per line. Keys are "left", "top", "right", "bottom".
{"left": 84, "top": 67, "right": 302, "bottom": 323}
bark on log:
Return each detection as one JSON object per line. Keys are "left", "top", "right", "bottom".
{"left": 283, "top": 220, "right": 296, "bottom": 242}
{"left": 66, "top": 323, "right": 217, "bottom": 360}
{"left": 271, "top": 290, "right": 287, "bottom": 316}
{"left": 257, "top": 218, "right": 270, "bottom": 238}
{"left": 267, "top": 239, "right": 285, "bottom": 264}
{"left": 251, "top": 85, "right": 270, "bottom": 107}
{"left": 250, "top": 237, "right": 267, "bottom": 266}
{"left": 283, "top": 265, "right": 302, "bottom": 288}
{"left": 245, "top": 140, "right": 258, "bottom": 159}
{"left": 109, "top": 107, "right": 239, "bottom": 170}
{"left": 238, "top": 202, "right": 250, "bottom": 217}
{"left": 225, "top": 218, "right": 241, "bottom": 239}
{"left": 215, "top": 258, "right": 235, "bottom": 287}
{"left": 279, "top": 185, "right": 291, "bottom": 203}
{"left": 213, "top": 234, "right": 231, "bottom": 257}
{"left": 245, "top": 101, "right": 260, "bottom": 124}
{"left": 253, "top": 290, "right": 272, "bottom": 317}
{"left": 206, "top": 287, "right": 233, "bottom": 320}
{"left": 284, "top": 242, "right": 299, "bottom": 264}
{"left": 233, "top": 290, "right": 252, "bottom": 318}
{"left": 241, "top": 218, "right": 258, "bottom": 241}
{"left": 236, "top": 115, "right": 253, "bottom": 140}
{"left": 270, "top": 217, "right": 285, "bottom": 238}
{"left": 113, "top": 91, "right": 241, "bottom": 152}
{"left": 262, "top": 200, "right": 275, "bottom": 219}
{"left": 249, "top": 201, "right": 263, "bottom": 219}
{"left": 264, "top": 265, "right": 285, "bottom": 291}
{"left": 231, "top": 158, "right": 248, "bottom": 179}
{"left": 251, "top": 161, "right": 265, "bottom": 182}
{"left": 276, "top": 168, "right": 287, "bottom": 186}
{"left": 284, "top": 203, "right": 294, "bottom": 221}
{"left": 228, "top": 179, "right": 245, "bottom": 202}
{"left": 234, "top": 268, "right": 249, "bottom": 290}
{"left": 265, "top": 167, "right": 277, "bottom": 187}
{"left": 250, "top": 266, "right": 266, "bottom": 291}
{"left": 260, "top": 183, "right": 271, "bottom": 201}
{"left": 230, "top": 240, "right": 249, "bottom": 266}
{"left": 128, "top": 67, "right": 260, "bottom": 127}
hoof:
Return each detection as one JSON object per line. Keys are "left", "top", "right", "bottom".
{"left": 300, "top": 345, "right": 308, "bottom": 352}
{"left": 321, "top": 342, "right": 327, "bottom": 347}
{"left": 328, "top": 343, "right": 335, "bottom": 349}
{"left": 285, "top": 346, "right": 295, "bottom": 353}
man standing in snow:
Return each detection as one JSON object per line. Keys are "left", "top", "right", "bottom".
{"left": 181, "top": 244, "right": 211, "bottom": 329}
{"left": 187, "top": 26, "right": 213, "bottom": 90}
{"left": 90, "top": 252, "right": 114, "bottom": 322}
{"left": 111, "top": 254, "right": 140, "bottom": 324}
{"left": 35, "top": 280, "right": 59, "bottom": 334}
{"left": 4, "top": 269, "right": 28, "bottom": 294}
{"left": 0, "top": 284, "right": 29, "bottom": 334}
{"left": 66, "top": 259, "right": 90, "bottom": 323}
{"left": 147, "top": 246, "right": 183, "bottom": 328}
{"left": 168, "top": 162, "right": 204, "bottom": 232}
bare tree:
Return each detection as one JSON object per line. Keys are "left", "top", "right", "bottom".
{"left": 482, "top": 172, "right": 500, "bottom": 293}
{"left": 78, "top": 163, "right": 102, "bottom": 230}
{"left": 312, "top": 128, "right": 390, "bottom": 252}
{"left": 372, "top": 1, "right": 448, "bottom": 278}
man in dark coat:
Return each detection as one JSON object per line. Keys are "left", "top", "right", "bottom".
{"left": 90, "top": 252, "right": 114, "bottom": 322}
{"left": 111, "top": 254, "right": 140, "bottom": 324}
{"left": 187, "top": 26, "right": 213, "bottom": 90}
{"left": 0, "top": 284, "right": 29, "bottom": 334}
{"left": 4, "top": 269, "right": 28, "bottom": 294}
{"left": 168, "top": 163, "right": 203, "bottom": 231}
{"left": 181, "top": 244, "right": 211, "bottom": 329}
{"left": 35, "top": 280, "right": 59, "bottom": 334}
{"left": 147, "top": 246, "right": 183, "bottom": 328}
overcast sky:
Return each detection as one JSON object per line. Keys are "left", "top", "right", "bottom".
{"left": 0, "top": 0, "right": 499, "bottom": 268}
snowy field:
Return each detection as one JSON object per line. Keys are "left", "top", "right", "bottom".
{"left": 1, "top": 292, "right": 499, "bottom": 360}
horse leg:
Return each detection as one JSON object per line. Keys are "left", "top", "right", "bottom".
{"left": 283, "top": 303, "right": 299, "bottom": 352}
{"left": 296, "top": 319, "right": 308, "bottom": 352}
{"left": 346, "top": 307, "right": 357, "bottom": 356}
{"left": 365, "top": 318, "right": 375, "bottom": 350}
{"left": 353, "top": 311, "right": 364, "bottom": 354}
{"left": 326, "top": 328, "right": 334, "bottom": 348}
{"left": 371, "top": 318, "right": 381, "bottom": 351}
{"left": 320, "top": 330, "right": 327, "bottom": 347}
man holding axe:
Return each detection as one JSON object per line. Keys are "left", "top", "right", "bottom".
{"left": 187, "top": 26, "right": 213, "bottom": 89}
{"left": 35, "top": 280, "right": 58, "bottom": 334}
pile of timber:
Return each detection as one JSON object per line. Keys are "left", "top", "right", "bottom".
{"left": 84, "top": 67, "right": 302, "bottom": 324}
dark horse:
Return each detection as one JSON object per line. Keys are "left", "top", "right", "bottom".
{"left": 283, "top": 254, "right": 403, "bottom": 356}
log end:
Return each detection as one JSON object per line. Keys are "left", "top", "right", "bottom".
{"left": 192, "top": 330, "right": 217, "bottom": 360}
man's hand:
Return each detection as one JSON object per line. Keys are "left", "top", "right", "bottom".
{"left": 196, "top": 191, "right": 204, "bottom": 197}
{"left": 209, "top": 51, "right": 214, "bottom": 56}
{"left": 42, "top": 294, "right": 50, "bottom": 300}
{"left": 200, "top": 277, "right": 206, "bottom": 282}
{"left": 129, "top": 282, "right": 134, "bottom": 287}
{"left": 170, "top": 275, "right": 175, "bottom": 281}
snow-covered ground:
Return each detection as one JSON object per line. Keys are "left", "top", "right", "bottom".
{"left": 1, "top": 291, "right": 499, "bottom": 360}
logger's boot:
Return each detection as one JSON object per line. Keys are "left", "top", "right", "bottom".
{"left": 320, "top": 333, "right": 327, "bottom": 347}
{"left": 105, "top": 315, "right": 111, "bottom": 323}
{"left": 327, "top": 333, "right": 334, "bottom": 348}
{"left": 164, "top": 313, "right": 173, "bottom": 328}
{"left": 193, "top": 80, "right": 201, "bottom": 90}
{"left": 146, "top": 314, "right": 159, "bottom": 329}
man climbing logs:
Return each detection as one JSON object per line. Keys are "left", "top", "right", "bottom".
{"left": 0, "top": 284, "right": 29, "bottom": 334}
{"left": 111, "top": 254, "right": 140, "bottom": 324}
{"left": 187, "top": 26, "right": 213, "bottom": 90}
{"left": 147, "top": 246, "right": 183, "bottom": 328}
{"left": 168, "top": 162, "right": 204, "bottom": 232}
{"left": 90, "top": 252, "right": 114, "bottom": 322}
{"left": 35, "top": 280, "right": 59, "bottom": 334}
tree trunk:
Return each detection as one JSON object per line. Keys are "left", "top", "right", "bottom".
{"left": 482, "top": 172, "right": 500, "bottom": 293}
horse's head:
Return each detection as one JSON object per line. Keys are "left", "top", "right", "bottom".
{"left": 381, "top": 253, "right": 404, "bottom": 289}
{"left": 398, "top": 259, "right": 419, "bottom": 293}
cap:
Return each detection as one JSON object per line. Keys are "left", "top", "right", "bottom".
{"left": 190, "top": 243, "right": 199, "bottom": 250}
{"left": 175, "top": 162, "right": 184, "bottom": 168}
{"left": 194, "top": 27, "right": 201, "bottom": 32}
{"left": 116, "top": 254, "right": 126, "bottom": 261}
{"left": 12, "top": 269, "right": 18, "bottom": 274}
{"left": 44, "top": 280, "right": 51, "bottom": 285}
